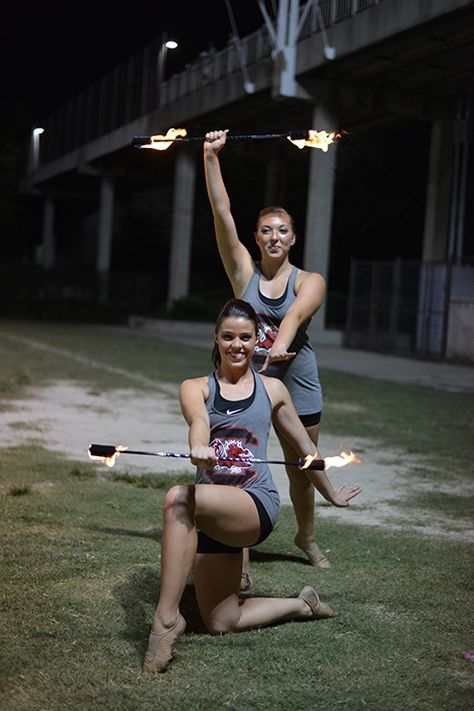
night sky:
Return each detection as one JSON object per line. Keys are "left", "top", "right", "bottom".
{"left": 2, "top": 1, "right": 264, "bottom": 128}
{"left": 0, "top": 0, "right": 267, "bottom": 294}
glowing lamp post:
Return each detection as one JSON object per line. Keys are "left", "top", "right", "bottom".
{"left": 30, "top": 126, "right": 44, "bottom": 172}
{"left": 158, "top": 36, "right": 178, "bottom": 107}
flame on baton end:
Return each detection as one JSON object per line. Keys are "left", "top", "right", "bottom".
{"left": 88, "top": 445, "right": 128, "bottom": 468}
{"left": 142, "top": 128, "right": 187, "bottom": 151}
{"left": 324, "top": 450, "right": 362, "bottom": 470}
{"left": 288, "top": 129, "right": 340, "bottom": 152}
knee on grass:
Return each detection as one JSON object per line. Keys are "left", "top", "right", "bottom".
{"left": 163, "top": 484, "right": 196, "bottom": 522}
{"left": 202, "top": 610, "right": 240, "bottom": 635}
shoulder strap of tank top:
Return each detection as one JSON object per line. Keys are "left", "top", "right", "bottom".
{"left": 254, "top": 371, "right": 273, "bottom": 409}
{"left": 240, "top": 263, "right": 260, "bottom": 298}
{"left": 288, "top": 265, "right": 299, "bottom": 295}
{"left": 206, "top": 373, "right": 216, "bottom": 403}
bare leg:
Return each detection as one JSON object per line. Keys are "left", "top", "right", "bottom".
{"left": 145, "top": 484, "right": 335, "bottom": 672}
{"left": 151, "top": 483, "right": 262, "bottom": 634}
{"left": 240, "top": 546, "right": 253, "bottom": 591}
{"left": 144, "top": 484, "right": 197, "bottom": 674}
{"left": 240, "top": 423, "right": 325, "bottom": 584}
{"left": 152, "top": 484, "right": 198, "bottom": 630}
{"left": 276, "top": 423, "right": 330, "bottom": 568}
{"left": 145, "top": 483, "right": 262, "bottom": 673}
{"left": 194, "top": 553, "right": 332, "bottom": 633}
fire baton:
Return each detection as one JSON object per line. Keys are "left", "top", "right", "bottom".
{"left": 88, "top": 443, "right": 326, "bottom": 470}
{"left": 132, "top": 131, "right": 309, "bottom": 148}
{"left": 131, "top": 128, "right": 347, "bottom": 152}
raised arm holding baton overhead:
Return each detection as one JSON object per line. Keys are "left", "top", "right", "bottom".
{"left": 204, "top": 130, "right": 330, "bottom": 587}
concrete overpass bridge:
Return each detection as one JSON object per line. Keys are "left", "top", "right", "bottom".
{"left": 22, "top": 0, "right": 474, "bottom": 356}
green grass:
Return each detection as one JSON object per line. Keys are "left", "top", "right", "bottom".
{"left": 0, "top": 319, "right": 473, "bottom": 711}
{"left": 397, "top": 489, "right": 474, "bottom": 522}
{"left": 321, "top": 371, "right": 473, "bottom": 476}
{"left": 0, "top": 319, "right": 212, "bottom": 396}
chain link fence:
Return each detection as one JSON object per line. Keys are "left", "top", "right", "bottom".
{"left": 344, "top": 259, "right": 474, "bottom": 362}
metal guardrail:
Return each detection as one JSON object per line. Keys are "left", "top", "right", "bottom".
{"left": 35, "top": 0, "right": 381, "bottom": 166}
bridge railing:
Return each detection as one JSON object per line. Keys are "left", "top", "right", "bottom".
{"left": 33, "top": 0, "right": 382, "bottom": 168}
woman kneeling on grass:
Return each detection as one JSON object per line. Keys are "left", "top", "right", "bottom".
{"left": 144, "top": 298, "right": 361, "bottom": 674}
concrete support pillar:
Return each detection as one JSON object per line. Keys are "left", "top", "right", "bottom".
{"left": 167, "top": 149, "right": 196, "bottom": 308}
{"left": 264, "top": 159, "right": 287, "bottom": 206}
{"left": 96, "top": 176, "right": 115, "bottom": 273}
{"left": 422, "top": 120, "right": 453, "bottom": 262}
{"left": 447, "top": 107, "right": 470, "bottom": 264}
{"left": 40, "top": 197, "right": 56, "bottom": 270}
{"left": 303, "top": 104, "right": 340, "bottom": 343}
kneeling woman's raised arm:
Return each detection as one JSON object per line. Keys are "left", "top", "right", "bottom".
{"left": 263, "top": 377, "right": 362, "bottom": 507}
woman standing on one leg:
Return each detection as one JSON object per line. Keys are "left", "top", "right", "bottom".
{"left": 143, "top": 299, "right": 361, "bottom": 674}
{"left": 203, "top": 130, "right": 329, "bottom": 588}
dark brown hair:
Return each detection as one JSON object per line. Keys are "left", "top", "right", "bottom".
{"left": 211, "top": 298, "right": 258, "bottom": 368}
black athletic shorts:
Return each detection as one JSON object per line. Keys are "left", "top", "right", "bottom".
{"left": 299, "top": 411, "right": 321, "bottom": 427}
{"left": 196, "top": 491, "right": 273, "bottom": 554}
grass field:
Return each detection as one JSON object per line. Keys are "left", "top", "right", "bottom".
{"left": 1, "top": 319, "right": 473, "bottom": 711}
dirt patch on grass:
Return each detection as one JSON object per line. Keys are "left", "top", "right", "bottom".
{"left": 1, "top": 380, "right": 472, "bottom": 542}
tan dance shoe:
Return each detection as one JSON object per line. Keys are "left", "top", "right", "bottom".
{"left": 298, "top": 585, "right": 336, "bottom": 619}
{"left": 294, "top": 535, "right": 331, "bottom": 569}
{"left": 143, "top": 613, "right": 186, "bottom": 674}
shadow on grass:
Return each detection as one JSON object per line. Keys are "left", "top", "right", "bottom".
{"left": 250, "top": 548, "right": 307, "bottom": 566}
{"left": 113, "top": 568, "right": 206, "bottom": 661}
{"left": 86, "top": 524, "right": 163, "bottom": 541}
{"left": 112, "top": 560, "right": 323, "bottom": 665}
{"left": 89, "top": 526, "right": 320, "bottom": 664}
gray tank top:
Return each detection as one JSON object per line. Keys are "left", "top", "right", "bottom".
{"left": 241, "top": 264, "right": 323, "bottom": 415}
{"left": 195, "top": 371, "right": 280, "bottom": 526}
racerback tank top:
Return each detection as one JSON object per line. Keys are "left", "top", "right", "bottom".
{"left": 241, "top": 264, "right": 323, "bottom": 415}
{"left": 195, "top": 371, "right": 280, "bottom": 525}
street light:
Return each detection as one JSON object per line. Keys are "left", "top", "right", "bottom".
{"left": 158, "top": 35, "right": 178, "bottom": 107}
{"left": 30, "top": 126, "right": 45, "bottom": 171}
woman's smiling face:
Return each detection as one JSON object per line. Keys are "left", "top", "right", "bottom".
{"left": 215, "top": 316, "right": 257, "bottom": 367}
{"left": 255, "top": 212, "right": 295, "bottom": 258}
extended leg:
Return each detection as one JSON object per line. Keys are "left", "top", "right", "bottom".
{"left": 194, "top": 552, "right": 334, "bottom": 634}
{"left": 276, "top": 424, "right": 330, "bottom": 568}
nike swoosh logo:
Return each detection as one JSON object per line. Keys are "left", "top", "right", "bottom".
{"left": 226, "top": 408, "right": 242, "bottom": 415}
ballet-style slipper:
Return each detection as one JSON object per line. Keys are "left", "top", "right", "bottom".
{"left": 298, "top": 585, "right": 336, "bottom": 619}
{"left": 240, "top": 571, "right": 253, "bottom": 591}
{"left": 294, "top": 535, "right": 331, "bottom": 569}
{"left": 143, "top": 613, "right": 186, "bottom": 674}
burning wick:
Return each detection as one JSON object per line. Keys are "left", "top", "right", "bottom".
{"left": 88, "top": 444, "right": 128, "bottom": 468}
{"left": 301, "top": 450, "right": 362, "bottom": 471}
{"left": 324, "top": 450, "right": 362, "bottom": 469}
{"left": 288, "top": 129, "right": 341, "bottom": 152}
{"left": 141, "top": 127, "right": 187, "bottom": 151}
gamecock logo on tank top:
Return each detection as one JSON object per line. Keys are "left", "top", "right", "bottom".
{"left": 254, "top": 313, "right": 281, "bottom": 356}
{"left": 206, "top": 426, "right": 260, "bottom": 487}
{"left": 252, "top": 312, "right": 288, "bottom": 378}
